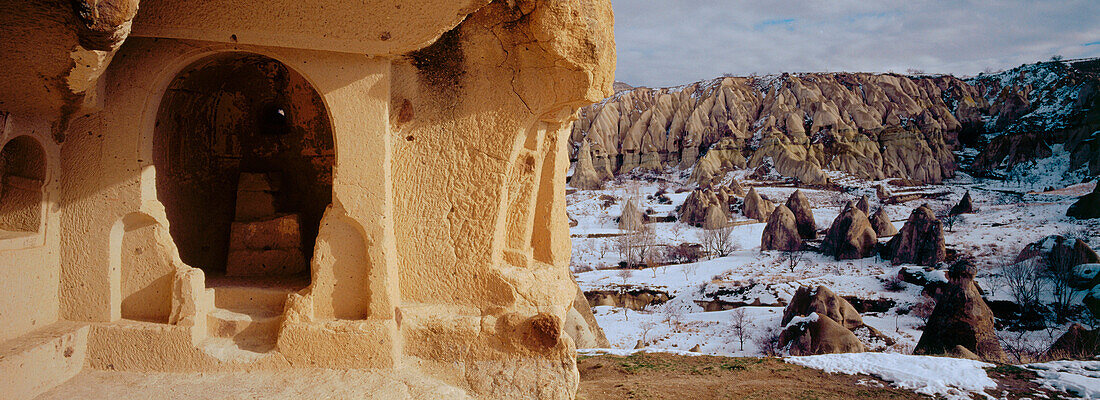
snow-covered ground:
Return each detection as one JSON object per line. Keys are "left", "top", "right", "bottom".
{"left": 569, "top": 165, "right": 1100, "bottom": 397}
{"left": 786, "top": 353, "right": 996, "bottom": 400}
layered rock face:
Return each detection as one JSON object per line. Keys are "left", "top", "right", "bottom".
{"left": 821, "top": 203, "right": 877, "bottom": 260}
{"left": 915, "top": 260, "right": 1007, "bottom": 362}
{"left": 571, "top": 72, "right": 980, "bottom": 185}
{"left": 884, "top": 205, "right": 947, "bottom": 266}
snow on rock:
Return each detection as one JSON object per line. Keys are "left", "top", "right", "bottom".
{"left": 786, "top": 353, "right": 996, "bottom": 400}
{"left": 1025, "top": 360, "right": 1100, "bottom": 399}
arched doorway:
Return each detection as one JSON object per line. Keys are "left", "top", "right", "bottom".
{"left": 153, "top": 53, "right": 334, "bottom": 286}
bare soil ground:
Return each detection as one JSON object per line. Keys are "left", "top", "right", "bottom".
{"left": 577, "top": 353, "right": 1073, "bottom": 400}
{"left": 577, "top": 353, "right": 922, "bottom": 400}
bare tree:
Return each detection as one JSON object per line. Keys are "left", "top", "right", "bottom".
{"left": 658, "top": 302, "right": 683, "bottom": 329}
{"left": 753, "top": 326, "right": 782, "bottom": 356}
{"left": 1000, "top": 259, "right": 1046, "bottom": 309}
{"left": 597, "top": 241, "right": 610, "bottom": 259}
{"left": 701, "top": 226, "right": 737, "bottom": 257}
{"left": 639, "top": 320, "right": 657, "bottom": 346}
{"left": 942, "top": 214, "right": 961, "bottom": 232}
{"left": 779, "top": 249, "right": 807, "bottom": 273}
{"left": 617, "top": 268, "right": 633, "bottom": 285}
{"left": 1045, "top": 250, "right": 1084, "bottom": 323}
{"left": 729, "top": 308, "right": 749, "bottom": 351}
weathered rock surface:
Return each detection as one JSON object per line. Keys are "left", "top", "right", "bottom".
{"left": 781, "top": 286, "right": 864, "bottom": 330}
{"left": 1047, "top": 323, "right": 1100, "bottom": 360}
{"left": 619, "top": 198, "right": 645, "bottom": 231}
{"left": 742, "top": 187, "right": 775, "bottom": 221}
{"left": 785, "top": 190, "right": 817, "bottom": 239}
{"left": 914, "top": 260, "right": 1007, "bottom": 362}
{"left": 565, "top": 281, "right": 610, "bottom": 348}
{"left": 1015, "top": 235, "right": 1100, "bottom": 270}
{"left": 679, "top": 187, "right": 738, "bottom": 228}
{"left": 855, "top": 195, "right": 871, "bottom": 215}
{"left": 585, "top": 289, "right": 671, "bottom": 310}
{"left": 949, "top": 191, "right": 975, "bottom": 216}
{"left": 761, "top": 205, "right": 801, "bottom": 251}
{"left": 870, "top": 208, "right": 898, "bottom": 237}
{"left": 569, "top": 140, "right": 602, "bottom": 189}
{"left": 883, "top": 205, "right": 946, "bottom": 266}
{"left": 1067, "top": 181, "right": 1100, "bottom": 219}
{"left": 572, "top": 72, "right": 976, "bottom": 185}
{"left": 820, "top": 203, "right": 877, "bottom": 260}
{"left": 779, "top": 313, "right": 866, "bottom": 356}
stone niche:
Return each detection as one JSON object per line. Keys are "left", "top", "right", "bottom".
{"left": 0, "top": 135, "right": 46, "bottom": 236}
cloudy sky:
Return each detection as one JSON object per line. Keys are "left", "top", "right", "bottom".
{"left": 611, "top": 0, "right": 1100, "bottom": 87}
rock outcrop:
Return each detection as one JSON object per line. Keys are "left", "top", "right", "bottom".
{"left": 679, "top": 187, "right": 737, "bottom": 227}
{"left": 914, "top": 259, "right": 1007, "bottom": 362}
{"left": 820, "top": 203, "right": 877, "bottom": 260}
{"left": 565, "top": 281, "right": 610, "bottom": 348}
{"left": 949, "top": 191, "right": 975, "bottom": 215}
{"left": 781, "top": 286, "right": 864, "bottom": 330}
{"left": 855, "top": 195, "right": 871, "bottom": 215}
{"left": 883, "top": 205, "right": 946, "bottom": 266}
{"left": 619, "top": 198, "right": 645, "bottom": 231}
{"left": 870, "top": 208, "right": 898, "bottom": 237}
{"left": 785, "top": 190, "right": 817, "bottom": 239}
{"left": 742, "top": 187, "right": 775, "bottom": 221}
{"left": 1015, "top": 235, "right": 1100, "bottom": 271}
{"left": 1067, "top": 182, "right": 1100, "bottom": 219}
{"left": 761, "top": 205, "right": 801, "bottom": 251}
{"left": 1047, "top": 323, "right": 1100, "bottom": 360}
{"left": 569, "top": 140, "right": 603, "bottom": 189}
{"left": 779, "top": 312, "right": 865, "bottom": 356}
{"left": 571, "top": 72, "right": 975, "bottom": 186}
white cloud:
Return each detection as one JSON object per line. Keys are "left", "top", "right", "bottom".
{"left": 610, "top": 0, "right": 1100, "bottom": 87}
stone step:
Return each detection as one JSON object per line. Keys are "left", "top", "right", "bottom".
{"left": 211, "top": 285, "right": 293, "bottom": 313}
{"left": 206, "top": 307, "right": 282, "bottom": 340}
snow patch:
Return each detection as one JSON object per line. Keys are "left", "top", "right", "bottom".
{"left": 786, "top": 353, "right": 996, "bottom": 400}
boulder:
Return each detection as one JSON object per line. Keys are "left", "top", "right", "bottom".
{"left": 781, "top": 286, "right": 863, "bottom": 330}
{"left": 1015, "top": 235, "right": 1100, "bottom": 273}
{"left": 949, "top": 191, "right": 975, "bottom": 215}
{"left": 883, "top": 205, "right": 945, "bottom": 266}
{"left": 870, "top": 208, "right": 898, "bottom": 237}
{"left": 761, "top": 205, "right": 802, "bottom": 251}
{"left": 779, "top": 313, "right": 865, "bottom": 356}
{"left": 1047, "top": 323, "right": 1100, "bottom": 360}
{"left": 785, "top": 190, "right": 817, "bottom": 239}
{"left": 1067, "top": 181, "right": 1100, "bottom": 219}
{"left": 855, "top": 195, "right": 871, "bottom": 215}
{"left": 569, "top": 140, "right": 602, "bottom": 190}
{"left": 914, "top": 259, "right": 1007, "bottom": 362}
{"left": 820, "top": 203, "right": 877, "bottom": 260}
{"left": 742, "top": 187, "right": 775, "bottom": 221}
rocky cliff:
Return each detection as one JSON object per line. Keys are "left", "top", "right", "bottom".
{"left": 569, "top": 58, "right": 1100, "bottom": 187}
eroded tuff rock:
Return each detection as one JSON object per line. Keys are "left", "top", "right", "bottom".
{"left": 949, "top": 191, "right": 975, "bottom": 216}
{"left": 571, "top": 72, "right": 977, "bottom": 185}
{"left": 915, "top": 259, "right": 1007, "bottom": 362}
{"left": 779, "top": 312, "right": 865, "bottom": 356}
{"left": 782, "top": 286, "right": 863, "bottom": 330}
{"left": 761, "top": 205, "right": 801, "bottom": 251}
{"left": 785, "top": 190, "right": 817, "bottom": 239}
{"left": 870, "top": 208, "right": 898, "bottom": 237}
{"left": 883, "top": 205, "right": 946, "bottom": 266}
{"left": 855, "top": 195, "right": 871, "bottom": 215}
{"left": 742, "top": 187, "right": 775, "bottom": 222}
{"left": 1068, "top": 182, "right": 1100, "bottom": 219}
{"left": 1047, "top": 323, "right": 1100, "bottom": 360}
{"left": 569, "top": 140, "right": 602, "bottom": 189}
{"left": 821, "top": 202, "right": 877, "bottom": 260}
{"left": 619, "top": 197, "right": 645, "bottom": 231}
{"left": 679, "top": 186, "right": 738, "bottom": 228}
{"left": 565, "top": 281, "right": 610, "bottom": 348}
